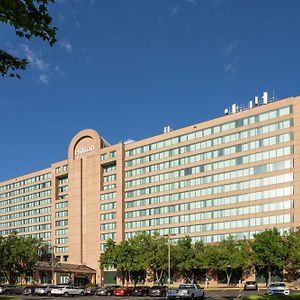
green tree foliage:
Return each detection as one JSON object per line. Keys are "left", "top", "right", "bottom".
{"left": 100, "top": 239, "right": 134, "bottom": 286}
{"left": 100, "top": 230, "right": 300, "bottom": 286}
{"left": 252, "top": 228, "right": 289, "bottom": 285}
{"left": 282, "top": 229, "right": 300, "bottom": 278}
{"left": 0, "top": 232, "right": 50, "bottom": 284}
{"left": 173, "top": 236, "right": 202, "bottom": 283}
{"left": 146, "top": 234, "right": 168, "bottom": 284}
{"left": 100, "top": 239, "right": 117, "bottom": 270}
{"left": 0, "top": 0, "right": 57, "bottom": 78}
{"left": 205, "top": 236, "right": 245, "bottom": 285}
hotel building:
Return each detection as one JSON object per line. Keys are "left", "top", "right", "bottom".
{"left": 0, "top": 94, "right": 299, "bottom": 284}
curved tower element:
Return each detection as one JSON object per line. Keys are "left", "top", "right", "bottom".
{"left": 67, "top": 129, "right": 103, "bottom": 268}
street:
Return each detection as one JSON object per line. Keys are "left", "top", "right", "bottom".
{"left": 0, "top": 289, "right": 271, "bottom": 300}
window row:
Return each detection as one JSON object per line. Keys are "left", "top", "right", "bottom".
{"left": 0, "top": 182, "right": 51, "bottom": 199}
{"left": 58, "top": 186, "right": 68, "bottom": 193}
{"left": 55, "top": 219, "right": 68, "bottom": 227}
{"left": 100, "top": 192, "right": 116, "bottom": 201}
{"left": 125, "top": 213, "right": 292, "bottom": 239}
{"left": 0, "top": 190, "right": 51, "bottom": 207}
{"left": 58, "top": 177, "right": 68, "bottom": 185}
{"left": 56, "top": 237, "right": 68, "bottom": 244}
{"left": 100, "top": 232, "right": 116, "bottom": 240}
{"left": 125, "top": 146, "right": 292, "bottom": 188}
{"left": 103, "top": 184, "right": 117, "bottom": 190}
{"left": 23, "top": 231, "right": 51, "bottom": 239}
{"left": 101, "top": 212, "right": 116, "bottom": 221}
{"left": 0, "top": 223, "right": 51, "bottom": 236}
{"left": 125, "top": 200, "right": 292, "bottom": 229}
{"left": 125, "top": 132, "right": 292, "bottom": 178}
{"left": 0, "top": 173, "right": 51, "bottom": 192}
{"left": 0, "top": 206, "right": 51, "bottom": 221}
{"left": 190, "top": 227, "right": 289, "bottom": 244}
{"left": 55, "top": 165, "right": 68, "bottom": 174}
{"left": 101, "top": 202, "right": 116, "bottom": 211}
{"left": 104, "top": 174, "right": 117, "bottom": 183}
{"left": 125, "top": 186, "right": 293, "bottom": 217}
{"left": 125, "top": 106, "right": 292, "bottom": 158}
{"left": 55, "top": 228, "right": 68, "bottom": 236}
{"left": 0, "top": 215, "right": 51, "bottom": 228}
{"left": 100, "top": 222, "right": 116, "bottom": 231}
{"left": 55, "top": 210, "right": 68, "bottom": 218}
{"left": 103, "top": 164, "right": 117, "bottom": 173}
{"left": 56, "top": 246, "right": 68, "bottom": 253}
{"left": 0, "top": 198, "right": 51, "bottom": 214}
{"left": 125, "top": 169, "right": 293, "bottom": 199}
{"left": 55, "top": 201, "right": 68, "bottom": 209}
{"left": 125, "top": 119, "right": 292, "bottom": 167}
{"left": 101, "top": 151, "right": 117, "bottom": 161}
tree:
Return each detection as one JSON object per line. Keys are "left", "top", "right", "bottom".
{"left": 100, "top": 239, "right": 134, "bottom": 286}
{"left": 0, "top": 232, "right": 50, "bottom": 284}
{"left": 284, "top": 230, "right": 300, "bottom": 279}
{"left": 173, "top": 236, "right": 200, "bottom": 283}
{"left": 205, "top": 236, "right": 245, "bottom": 285}
{"left": 0, "top": 0, "right": 57, "bottom": 78}
{"left": 252, "top": 228, "right": 288, "bottom": 285}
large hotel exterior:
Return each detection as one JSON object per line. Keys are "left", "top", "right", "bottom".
{"left": 0, "top": 94, "right": 299, "bottom": 284}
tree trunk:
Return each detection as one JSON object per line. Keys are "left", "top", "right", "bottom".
{"left": 226, "top": 269, "right": 232, "bottom": 285}
{"left": 267, "top": 266, "right": 272, "bottom": 286}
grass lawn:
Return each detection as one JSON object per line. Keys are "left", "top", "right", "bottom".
{"left": 0, "top": 297, "right": 21, "bottom": 300}
{"left": 242, "top": 294, "right": 300, "bottom": 300}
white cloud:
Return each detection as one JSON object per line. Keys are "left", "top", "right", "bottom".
{"left": 38, "top": 74, "right": 49, "bottom": 84}
{"left": 19, "top": 44, "right": 65, "bottom": 83}
{"left": 185, "top": 0, "right": 197, "bottom": 5}
{"left": 170, "top": 5, "right": 179, "bottom": 18}
{"left": 58, "top": 12, "right": 65, "bottom": 22}
{"left": 223, "top": 41, "right": 237, "bottom": 56}
{"left": 20, "top": 44, "right": 49, "bottom": 72}
{"left": 60, "top": 40, "right": 72, "bottom": 53}
{"left": 54, "top": 65, "right": 65, "bottom": 77}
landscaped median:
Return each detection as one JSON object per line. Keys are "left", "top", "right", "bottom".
{"left": 242, "top": 294, "right": 300, "bottom": 300}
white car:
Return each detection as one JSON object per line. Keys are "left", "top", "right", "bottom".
{"left": 267, "top": 282, "right": 290, "bottom": 296}
{"left": 51, "top": 285, "right": 85, "bottom": 297}
{"left": 35, "top": 285, "right": 55, "bottom": 296}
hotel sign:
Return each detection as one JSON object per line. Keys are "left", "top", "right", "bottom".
{"left": 75, "top": 145, "right": 95, "bottom": 156}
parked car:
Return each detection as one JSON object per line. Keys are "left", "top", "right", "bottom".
{"left": 0, "top": 285, "right": 24, "bottom": 295}
{"left": 96, "top": 285, "right": 121, "bottom": 296}
{"left": 244, "top": 281, "right": 258, "bottom": 291}
{"left": 51, "top": 285, "right": 85, "bottom": 297}
{"left": 84, "top": 285, "right": 99, "bottom": 295}
{"left": 23, "top": 285, "right": 39, "bottom": 295}
{"left": 131, "top": 286, "right": 150, "bottom": 296}
{"left": 167, "top": 284, "right": 205, "bottom": 300}
{"left": 149, "top": 286, "right": 168, "bottom": 297}
{"left": 267, "top": 282, "right": 290, "bottom": 296}
{"left": 35, "top": 285, "right": 55, "bottom": 296}
{"left": 113, "top": 287, "right": 132, "bottom": 296}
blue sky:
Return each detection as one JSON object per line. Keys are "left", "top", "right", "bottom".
{"left": 1, "top": 0, "right": 300, "bottom": 181}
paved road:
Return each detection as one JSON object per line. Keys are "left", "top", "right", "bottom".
{"left": 2, "top": 289, "right": 299, "bottom": 300}
{"left": 0, "top": 290, "right": 267, "bottom": 300}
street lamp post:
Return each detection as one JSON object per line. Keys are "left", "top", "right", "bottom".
{"left": 51, "top": 245, "right": 57, "bottom": 284}
{"left": 168, "top": 237, "right": 171, "bottom": 289}
{"left": 165, "top": 234, "right": 175, "bottom": 289}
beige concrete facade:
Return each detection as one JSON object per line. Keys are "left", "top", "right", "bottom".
{"left": 0, "top": 95, "right": 299, "bottom": 283}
